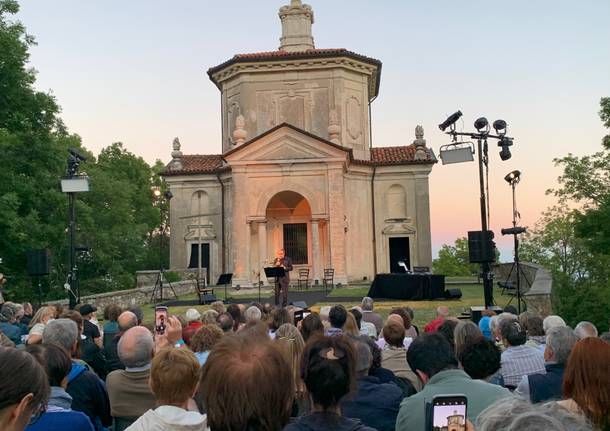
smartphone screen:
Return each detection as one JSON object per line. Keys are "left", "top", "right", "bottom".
{"left": 155, "top": 306, "right": 168, "bottom": 335}
{"left": 430, "top": 395, "right": 467, "bottom": 431}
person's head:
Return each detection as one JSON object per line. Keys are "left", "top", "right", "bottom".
{"left": 270, "top": 308, "right": 291, "bottom": 332}
{"left": 476, "top": 397, "right": 593, "bottom": 431}
{"left": 217, "top": 312, "right": 234, "bottom": 333}
{"left": 201, "top": 336, "right": 293, "bottom": 431}
{"left": 201, "top": 309, "right": 219, "bottom": 325}
{"left": 544, "top": 326, "right": 578, "bottom": 365}
{"left": 499, "top": 316, "right": 527, "bottom": 347}
{"left": 240, "top": 320, "right": 270, "bottom": 340}
{"left": 0, "top": 347, "right": 49, "bottom": 431}
{"left": 407, "top": 333, "right": 458, "bottom": 384}
{"left": 503, "top": 305, "right": 518, "bottom": 316}
{"left": 22, "top": 303, "right": 33, "bottom": 317}
{"left": 563, "top": 337, "right": 610, "bottom": 429}
{"left": 190, "top": 324, "right": 223, "bottom": 353}
{"left": 524, "top": 315, "right": 545, "bottom": 337}
{"left": 319, "top": 306, "right": 331, "bottom": 322}
{"left": 300, "top": 313, "right": 324, "bottom": 342}
{"left": 26, "top": 343, "right": 72, "bottom": 388}
{"left": 361, "top": 297, "right": 374, "bottom": 312}
{"left": 349, "top": 308, "right": 362, "bottom": 330}
{"left": 59, "top": 310, "right": 84, "bottom": 337}
{"left": 362, "top": 336, "right": 383, "bottom": 373}
{"left": 489, "top": 315, "right": 499, "bottom": 338}
{"left": 543, "top": 315, "right": 566, "bottom": 334}
{"left": 383, "top": 320, "right": 405, "bottom": 348}
{"left": 494, "top": 312, "right": 516, "bottom": 338}
{"left": 150, "top": 348, "right": 200, "bottom": 407}
{"left": 329, "top": 305, "right": 347, "bottom": 329}
{"left": 78, "top": 304, "right": 96, "bottom": 320}
{"left": 276, "top": 248, "right": 285, "bottom": 259}
{"left": 355, "top": 341, "right": 372, "bottom": 378}
{"left": 42, "top": 319, "right": 79, "bottom": 355}
{"left": 29, "top": 306, "right": 55, "bottom": 328}
{"left": 301, "top": 335, "right": 356, "bottom": 410}
{"left": 437, "top": 319, "right": 458, "bottom": 350}
{"left": 226, "top": 304, "right": 242, "bottom": 331}
{"left": 574, "top": 321, "right": 598, "bottom": 340}
{"left": 389, "top": 308, "right": 412, "bottom": 329}
{"left": 518, "top": 311, "right": 535, "bottom": 330}
{"left": 601, "top": 332, "right": 610, "bottom": 343}
{"left": 245, "top": 306, "right": 262, "bottom": 323}
{"left": 276, "top": 323, "right": 305, "bottom": 392}
{"left": 0, "top": 302, "right": 18, "bottom": 323}
{"left": 458, "top": 338, "right": 501, "bottom": 381}
{"left": 342, "top": 313, "right": 359, "bottom": 336}
{"left": 436, "top": 306, "right": 450, "bottom": 318}
{"left": 403, "top": 306, "right": 415, "bottom": 320}
{"left": 210, "top": 301, "right": 225, "bottom": 315}
{"left": 118, "top": 326, "right": 154, "bottom": 368}
{"left": 185, "top": 308, "right": 201, "bottom": 324}
{"left": 127, "top": 307, "right": 144, "bottom": 325}
{"left": 14, "top": 304, "right": 24, "bottom": 322}
{"left": 118, "top": 311, "right": 138, "bottom": 332}
{"left": 103, "top": 304, "right": 122, "bottom": 323}
{"left": 454, "top": 320, "right": 483, "bottom": 359}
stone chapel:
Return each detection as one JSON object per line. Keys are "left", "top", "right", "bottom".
{"left": 163, "top": 0, "right": 436, "bottom": 287}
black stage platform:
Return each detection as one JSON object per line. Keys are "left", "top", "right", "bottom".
{"left": 367, "top": 273, "right": 446, "bottom": 300}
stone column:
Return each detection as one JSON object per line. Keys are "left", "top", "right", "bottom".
{"left": 327, "top": 165, "right": 348, "bottom": 284}
{"left": 415, "top": 174, "right": 433, "bottom": 268}
{"left": 245, "top": 220, "right": 252, "bottom": 284}
{"left": 311, "top": 218, "right": 321, "bottom": 283}
{"left": 258, "top": 220, "right": 268, "bottom": 270}
{"left": 231, "top": 167, "right": 249, "bottom": 286}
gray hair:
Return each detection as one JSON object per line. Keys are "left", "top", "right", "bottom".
{"left": 202, "top": 309, "right": 219, "bottom": 325}
{"left": 0, "top": 302, "right": 18, "bottom": 322}
{"left": 454, "top": 321, "right": 483, "bottom": 357}
{"left": 476, "top": 397, "right": 592, "bottom": 431}
{"left": 546, "top": 326, "right": 578, "bottom": 365}
{"left": 543, "top": 315, "right": 566, "bottom": 334}
{"left": 489, "top": 315, "right": 499, "bottom": 334}
{"left": 118, "top": 326, "right": 154, "bottom": 368}
{"left": 574, "top": 321, "right": 598, "bottom": 339}
{"left": 43, "top": 318, "right": 79, "bottom": 351}
{"left": 361, "top": 297, "right": 374, "bottom": 312}
{"left": 244, "top": 306, "right": 262, "bottom": 322}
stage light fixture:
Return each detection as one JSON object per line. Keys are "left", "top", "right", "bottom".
{"left": 498, "top": 136, "right": 513, "bottom": 161}
{"left": 164, "top": 190, "right": 173, "bottom": 200}
{"left": 474, "top": 117, "right": 489, "bottom": 132}
{"left": 493, "top": 119, "right": 507, "bottom": 134}
{"left": 438, "top": 111, "right": 463, "bottom": 131}
{"left": 504, "top": 170, "right": 521, "bottom": 184}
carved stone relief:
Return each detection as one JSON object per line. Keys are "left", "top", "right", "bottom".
{"left": 279, "top": 95, "right": 305, "bottom": 129}
{"left": 227, "top": 101, "right": 241, "bottom": 145}
{"left": 346, "top": 96, "right": 362, "bottom": 140}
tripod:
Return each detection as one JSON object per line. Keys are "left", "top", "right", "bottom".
{"left": 501, "top": 176, "right": 530, "bottom": 314}
{"left": 150, "top": 268, "right": 178, "bottom": 303}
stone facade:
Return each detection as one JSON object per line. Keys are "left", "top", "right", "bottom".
{"left": 163, "top": 0, "right": 436, "bottom": 287}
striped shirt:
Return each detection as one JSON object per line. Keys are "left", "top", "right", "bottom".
{"left": 500, "top": 345, "right": 546, "bottom": 388}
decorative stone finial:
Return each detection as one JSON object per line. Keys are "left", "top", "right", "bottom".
{"left": 413, "top": 125, "right": 428, "bottom": 160}
{"left": 328, "top": 109, "right": 341, "bottom": 145}
{"left": 233, "top": 114, "right": 247, "bottom": 145}
{"left": 278, "top": 0, "right": 314, "bottom": 52}
{"left": 170, "top": 137, "right": 183, "bottom": 170}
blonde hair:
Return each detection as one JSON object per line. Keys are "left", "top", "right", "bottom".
{"left": 343, "top": 313, "right": 360, "bottom": 337}
{"left": 29, "top": 306, "right": 55, "bottom": 329}
{"left": 150, "top": 348, "right": 200, "bottom": 405}
{"left": 276, "top": 323, "right": 305, "bottom": 394}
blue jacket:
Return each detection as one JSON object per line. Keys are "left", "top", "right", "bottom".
{"left": 0, "top": 321, "right": 22, "bottom": 345}
{"left": 67, "top": 361, "right": 112, "bottom": 431}
{"left": 341, "top": 375, "right": 404, "bottom": 431}
{"left": 26, "top": 386, "right": 94, "bottom": 431}
{"left": 528, "top": 363, "right": 565, "bottom": 403}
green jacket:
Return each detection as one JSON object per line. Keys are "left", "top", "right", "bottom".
{"left": 395, "top": 369, "right": 512, "bottom": 431}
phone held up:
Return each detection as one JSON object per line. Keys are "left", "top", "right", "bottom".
{"left": 427, "top": 394, "right": 467, "bottom": 431}
{"left": 155, "top": 306, "right": 168, "bottom": 335}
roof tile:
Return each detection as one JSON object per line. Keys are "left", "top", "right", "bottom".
{"left": 163, "top": 154, "right": 224, "bottom": 176}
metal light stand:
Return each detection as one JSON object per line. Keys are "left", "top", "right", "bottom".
{"left": 441, "top": 115, "right": 514, "bottom": 309}
{"left": 501, "top": 176, "right": 531, "bottom": 314}
{"left": 150, "top": 190, "right": 177, "bottom": 303}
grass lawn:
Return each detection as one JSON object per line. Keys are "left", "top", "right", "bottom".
{"left": 139, "top": 279, "right": 511, "bottom": 328}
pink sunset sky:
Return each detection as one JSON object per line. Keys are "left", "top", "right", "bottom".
{"left": 16, "top": 1, "right": 610, "bottom": 261}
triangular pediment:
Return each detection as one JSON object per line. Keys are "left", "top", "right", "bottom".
{"left": 223, "top": 123, "right": 350, "bottom": 164}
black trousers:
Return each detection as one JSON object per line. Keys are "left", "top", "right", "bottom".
{"left": 274, "top": 278, "right": 289, "bottom": 307}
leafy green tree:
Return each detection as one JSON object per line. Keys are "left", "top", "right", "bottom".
{"left": 433, "top": 237, "right": 478, "bottom": 276}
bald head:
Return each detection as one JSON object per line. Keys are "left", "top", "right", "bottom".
{"left": 118, "top": 326, "right": 154, "bottom": 368}
{"left": 118, "top": 311, "right": 138, "bottom": 331}
{"left": 437, "top": 306, "right": 450, "bottom": 318}
{"left": 387, "top": 314, "right": 404, "bottom": 327}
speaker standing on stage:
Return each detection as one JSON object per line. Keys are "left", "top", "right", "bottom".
{"left": 273, "top": 248, "right": 293, "bottom": 307}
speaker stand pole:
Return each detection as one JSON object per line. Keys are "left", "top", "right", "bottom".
{"left": 477, "top": 137, "right": 494, "bottom": 309}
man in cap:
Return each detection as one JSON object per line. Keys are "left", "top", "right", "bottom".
{"left": 80, "top": 303, "right": 102, "bottom": 348}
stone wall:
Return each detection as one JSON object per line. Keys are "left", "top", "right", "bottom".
{"left": 493, "top": 262, "right": 553, "bottom": 316}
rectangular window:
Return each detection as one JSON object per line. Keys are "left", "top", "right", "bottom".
{"left": 283, "top": 223, "right": 308, "bottom": 264}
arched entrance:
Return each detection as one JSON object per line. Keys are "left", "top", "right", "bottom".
{"left": 265, "top": 191, "right": 312, "bottom": 265}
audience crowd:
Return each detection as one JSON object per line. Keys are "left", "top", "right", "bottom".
{"left": 0, "top": 297, "right": 608, "bottom": 431}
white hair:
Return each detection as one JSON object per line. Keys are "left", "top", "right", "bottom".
{"left": 43, "top": 318, "right": 78, "bottom": 351}
{"left": 244, "top": 306, "right": 262, "bottom": 322}
{"left": 361, "top": 297, "right": 374, "bottom": 311}
{"left": 543, "top": 315, "right": 566, "bottom": 334}
{"left": 574, "top": 321, "right": 598, "bottom": 339}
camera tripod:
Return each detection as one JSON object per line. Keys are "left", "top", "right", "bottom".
{"left": 149, "top": 268, "right": 178, "bottom": 303}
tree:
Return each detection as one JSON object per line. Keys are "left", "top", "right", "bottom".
{"left": 433, "top": 237, "right": 478, "bottom": 276}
